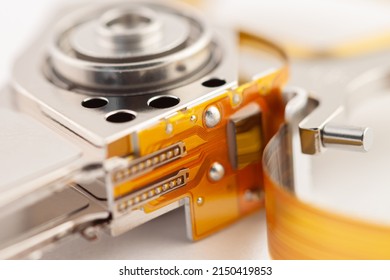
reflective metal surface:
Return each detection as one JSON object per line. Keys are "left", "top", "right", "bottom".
{"left": 13, "top": 4, "right": 236, "bottom": 147}
{"left": 292, "top": 52, "right": 390, "bottom": 154}
{"left": 0, "top": 0, "right": 241, "bottom": 259}
{"left": 321, "top": 124, "right": 373, "bottom": 152}
{"left": 0, "top": 186, "right": 109, "bottom": 259}
{"left": 48, "top": 1, "right": 215, "bottom": 93}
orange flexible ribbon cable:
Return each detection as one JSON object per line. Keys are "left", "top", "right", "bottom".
{"left": 263, "top": 125, "right": 390, "bottom": 259}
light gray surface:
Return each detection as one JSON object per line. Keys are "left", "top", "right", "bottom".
{"left": 0, "top": 108, "right": 81, "bottom": 191}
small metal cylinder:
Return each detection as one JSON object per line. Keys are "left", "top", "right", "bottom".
{"left": 321, "top": 124, "right": 373, "bottom": 152}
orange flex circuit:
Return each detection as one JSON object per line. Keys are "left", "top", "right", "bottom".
{"left": 108, "top": 59, "right": 287, "bottom": 239}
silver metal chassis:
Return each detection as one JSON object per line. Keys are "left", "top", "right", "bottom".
{"left": 0, "top": 1, "right": 239, "bottom": 259}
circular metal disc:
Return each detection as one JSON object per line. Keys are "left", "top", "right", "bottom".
{"left": 48, "top": 1, "right": 218, "bottom": 94}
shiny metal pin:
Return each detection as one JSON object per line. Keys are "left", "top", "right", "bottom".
{"left": 321, "top": 124, "right": 373, "bottom": 152}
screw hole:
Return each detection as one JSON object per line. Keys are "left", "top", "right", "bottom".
{"left": 82, "top": 97, "right": 108, "bottom": 109}
{"left": 148, "top": 95, "right": 180, "bottom": 109}
{"left": 106, "top": 110, "right": 136, "bottom": 123}
{"left": 202, "top": 78, "right": 226, "bottom": 88}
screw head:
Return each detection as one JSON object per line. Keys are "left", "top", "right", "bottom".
{"left": 196, "top": 197, "right": 204, "bottom": 205}
{"left": 209, "top": 162, "right": 225, "bottom": 182}
{"left": 204, "top": 106, "right": 221, "bottom": 128}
